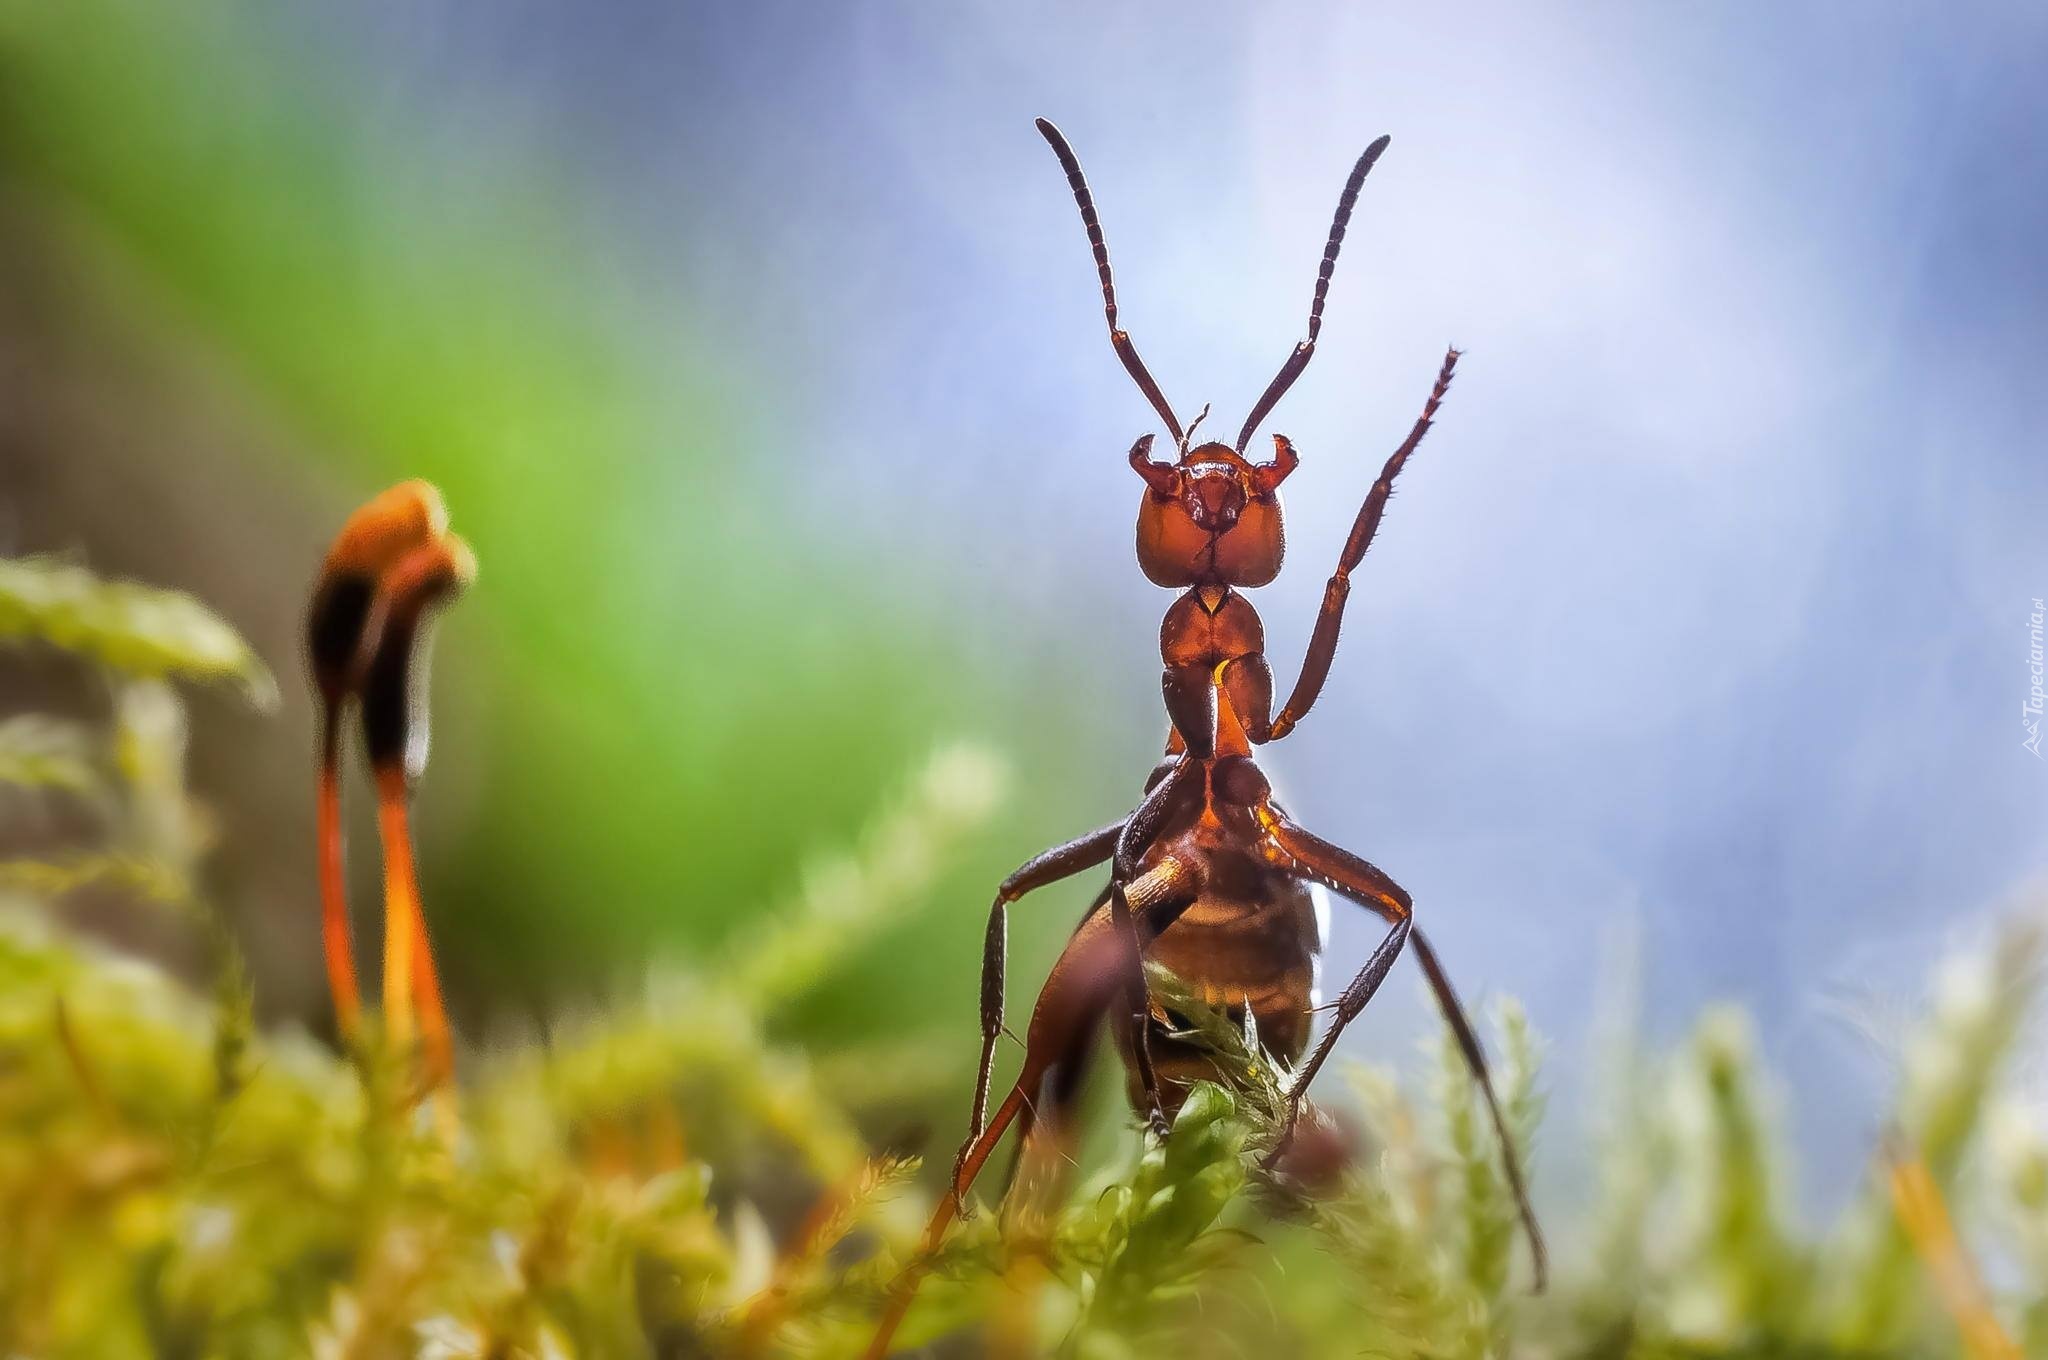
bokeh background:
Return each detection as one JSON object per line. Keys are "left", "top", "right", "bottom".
{"left": 1, "top": 0, "right": 2043, "bottom": 1223}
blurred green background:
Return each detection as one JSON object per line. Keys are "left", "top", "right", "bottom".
{"left": 0, "top": 0, "right": 1128, "bottom": 1061}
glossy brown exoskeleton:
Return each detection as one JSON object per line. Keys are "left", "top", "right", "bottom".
{"left": 866, "top": 120, "right": 1544, "bottom": 1356}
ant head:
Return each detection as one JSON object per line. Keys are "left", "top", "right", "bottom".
{"left": 1034, "top": 120, "right": 1391, "bottom": 593}
{"left": 1132, "top": 431, "right": 1297, "bottom": 589}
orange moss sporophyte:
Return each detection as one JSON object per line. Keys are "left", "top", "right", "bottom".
{"left": 306, "top": 480, "right": 475, "bottom": 1101}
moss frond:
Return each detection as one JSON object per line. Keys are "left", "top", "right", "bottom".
{"left": 0, "top": 714, "right": 109, "bottom": 803}
{"left": 3, "top": 561, "right": 2045, "bottom": 1358}
{"left": 0, "top": 557, "right": 275, "bottom": 704}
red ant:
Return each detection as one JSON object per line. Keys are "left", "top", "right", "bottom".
{"left": 866, "top": 120, "right": 1544, "bottom": 1356}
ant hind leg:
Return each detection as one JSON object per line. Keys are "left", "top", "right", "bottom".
{"left": 1259, "top": 807, "right": 1547, "bottom": 1291}
{"left": 958, "top": 822, "right": 1124, "bottom": 1203}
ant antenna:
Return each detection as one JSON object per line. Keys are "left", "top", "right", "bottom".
{"left": 1235, "top": 135, "right": 1391, "bottom": 453}
{"left": 1177, "top": 402, "right": 1212, "bottom": 454}
{"left": 1036, "top": 118, "right": 1185, "bottom": 446}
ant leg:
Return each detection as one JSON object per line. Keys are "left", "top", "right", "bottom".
{"left": 868, "top": 862, "right": 1199, "bottom": 1360}
{"left": 1259, "top": 807, "right": 1548, "bottom": 1291}
{"left": 1409, "top": 928, "right": 1546, "bottom": 1288}
{"left": 1220, "top": 652, "right": 1276, "bottom": 744}
{"left": 1111, "top": 759, "right": 1197, "bottom": 1135}
{"left": 998, "top": 893, "right": 1110, "bottom": 1202}
{"left": 1265, "top": 347, "right": 1460, "bottom": 742}
{"left": 957, "top": 819, "right": 1124, "bottom": 1201}
{"left": 1270, "top": 914, "right": 1409, "bottom": 1157}
{"left": 966, "top": 857, "right": 1196, "bottom": 1203}
{"left": 955, "top": 761, "right": 1188, "bottom": 1196}
{"left": 866, "top": 1083, "right": 1026, "bottom": 1360}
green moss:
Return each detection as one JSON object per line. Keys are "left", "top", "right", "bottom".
{"left": 0, "top": 558, "right": 274, "bottom": 705}
{"left": 1, "top": 557, "right": 2043, "bottom": 1357}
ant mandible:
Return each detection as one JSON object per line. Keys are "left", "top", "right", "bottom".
{"left": 867, "top": 118, "right": 1543, "bottom": 1355}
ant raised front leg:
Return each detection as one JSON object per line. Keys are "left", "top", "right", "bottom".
{"left": 1250, "top": 810, "right": 1412, "bottom": 1160}
{"left": 1257, "top": 805, "right": 1548, "bottom": 1290}
{"left": 1223, "top": 347, "right": 1461, "bottom": 745}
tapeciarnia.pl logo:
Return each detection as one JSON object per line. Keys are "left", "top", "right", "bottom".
{"left": 2026, "top": 597, "right": 2045, "bottom": 758}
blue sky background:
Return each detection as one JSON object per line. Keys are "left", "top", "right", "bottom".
{"left": 287, "top": 0, "right": 2048, "bottom": 1214}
